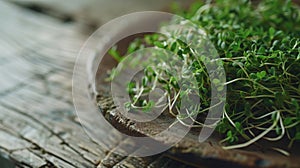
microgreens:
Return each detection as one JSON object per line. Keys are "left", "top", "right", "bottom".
{"left": 107, "top": 0, "right": 300, "bottom": 153}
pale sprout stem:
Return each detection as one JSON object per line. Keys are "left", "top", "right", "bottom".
{"left": 271, "top": 147, "right": 290, "bottom": 156}
{"left": 224, "top": 78, "right": 274, "bottom": 93}
{"left": 170, "top": 90, "right": 181, "bottom": 109}
{"left": 245, "top": 95, "right": 274, "bottom": 99}
{"left": 186, "top": 109, "right": 217, "bottom": 128}
{"left": 223, "top": 111, "right": 280, "bottom": 150}
{"left": 224, "top": 109, "right": 235, "bottom": 127}
{"left": 263, "top": 113, "right": 285, "bottom": 141}
{"left": 251, "top": 99, "right": 263, "bottom": 109}
{"left": 285, "top": 121, "right": 300, "bottom": 129}
{"left": 167, "top": 94, "right": 177, "bottom": 117}
{"left": 252, "top": 110, "right": 277, "bottom": 120}
{"left": 247, "top": 129, "right": 255, "bottom": 137}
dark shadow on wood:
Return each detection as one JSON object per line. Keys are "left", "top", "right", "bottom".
{"left": 0, "top": 155, "right": 15, "bottom": 168}
{"left": 8, "top": 2, "right": 75, "bottom": 23}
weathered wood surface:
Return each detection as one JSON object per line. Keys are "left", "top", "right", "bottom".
{"left": 2, "top": 1, "right": 300, "bottom": 168}
{"left": 7, "top": 0, "right": 192, "bottom": 30}
{"left": 0, "top": 1, "right": 198, "bottom": 168}
{"left": 0, "top": 1, "right": 97, "bottom": 167}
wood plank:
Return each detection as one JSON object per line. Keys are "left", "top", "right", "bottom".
{"left": 11, "top": 149, "right": 46, "bottom": 167}
{"left": 0, "top": 1, "right": 103, "bottom": 167}
{"left": 0, "top": 1, "right": 198, "bottom": 167}
{"left": 8, "top": 0, "right": 191, "bottom": 27}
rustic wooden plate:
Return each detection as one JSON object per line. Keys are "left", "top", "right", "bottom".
{"left": 93, "top": 28, "right": 300, "bottom": 168}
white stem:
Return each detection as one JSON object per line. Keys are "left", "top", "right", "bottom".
{"left": 264, "top": 113, "right": 285, "bottom": 141}
{"left": 223, "top": 111, "right": 280, "bottom": 150}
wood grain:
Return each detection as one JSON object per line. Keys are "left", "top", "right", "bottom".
{"left": 0, "top": 1, "right": 194, "bottom": 167}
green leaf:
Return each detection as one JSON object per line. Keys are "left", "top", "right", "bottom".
{"left": 142, "top": 76, "right": 148, "bottom": 87}
{"left": 275, "top": 126, "right": 280, "bottom": 135}
{"left": 269, "top": 27, "right": 275, "bottom": 37}
{"left": 235, "top": 122, "right": 244, "bottom": 134}
{"left": 154, "top": 41, "right": 165, "bottom": 48}
{"left": 127, "top": 40, "right": 141, "bottom": 54}
{"left": 250, "top": 73, "right": 257, "bottom": 79}
{"left": 284, "top": 118, "right": 293, "bottom": 126}
{"left": 108, "top": 46, "right": 122, "bottom": 62}
{"left": 257, "top": 46, "right": 266, "bottom": 55}
{"left": 294, "top": 132, "right": 300, "bottom": 140}
{"left": 256, "top": 71, "right": 266, "bottom": 79}
{"left": 217, "top": 86, "right": 224, "bottom": 91}
{"left": 221, "top": 41, "right": 226, "bottom": 49}
{"left": 212, "top": 78, "right": 221, "bottom": 84}
{"left": 227, "top": 130, "right": 233, "bottom": 138}
{"left": 170, "top": 42, "right": 177, "bottom": 51}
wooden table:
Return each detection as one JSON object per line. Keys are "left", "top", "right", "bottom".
{"left": 0, "top": 1, "right": 195, "bottom": 167}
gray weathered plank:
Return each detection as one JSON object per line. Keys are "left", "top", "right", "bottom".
{"left": 0, "top": 1, "right": 197, "bottom": 167}
{"left": 0, "top": 1, "right": 102, "bottom": 167}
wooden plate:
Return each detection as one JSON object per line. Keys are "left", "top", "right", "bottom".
{"left": 93, "top": 33, "right": 300, "bottom": 168}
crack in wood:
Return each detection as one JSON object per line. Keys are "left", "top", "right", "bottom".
{"left": 0, "top": 103, "right": 95, "bottom": 167}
